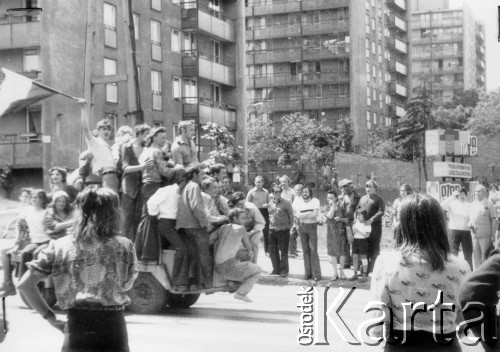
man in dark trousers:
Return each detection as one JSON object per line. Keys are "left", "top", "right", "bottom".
{"left": 459, "top": 247, "right": 499, "bottom": 351}
{"left": 356, "top": 179, "right": 385, "bottom": 273}
{"left": 268, "top": 184, "right": 294, "bottom": 277}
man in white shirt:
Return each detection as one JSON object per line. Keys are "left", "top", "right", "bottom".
{"left": 79, "top": 99, "right": 119, "bottom": 193}
{"left": 279, "top": 175, "right": 294, "bottom": 203}
{"left": 294, "top": 185, "right": 322, "bottom": 281}
{"left": 441, "top": 188, "right": 472, "bottom": 269}
{"left": 289, "top": 183, "right": 303, "bottom": 257}
{"left": 147, "top": 167, "right": 191, "bottom": 291}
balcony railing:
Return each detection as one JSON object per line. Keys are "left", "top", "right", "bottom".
{"left": 388, "top": 81, "right": 408, "bottom": 98}
{"left": 387, "top": 14, "right": 407, "bottom": 32}
{"left": 0, "top": 15, "right": 40, "bottom": 49}
{"left": 248, "top": 70, "right": 350, "bottom": 88}
{"left": 249, "top": 95, "right": 350, "bottom": 112}
{"left": 181, "top": 1, "right": 235, "bottom": 42}
{"left": 181, "top": 97, "right": 236, "bottom": 130}
{"left": 247, "top": 20, "right": 349, "bottom": 40}
{"left": 387, "top": 60, "right": 407, "bottom": 75}
{"left": 181, "top": 51, "right": 236, "bottom": 86}
{"left": 388, "top": 104, "right": 405, "bottom": 118}
{"left": 0, "top": 133, "right": 43, "bottom": 168}
{"left": 387, "top": 37, "right": 407, "bottom": 54}
{"left": 386, "top": 0, "right": 406, "bottom": 11}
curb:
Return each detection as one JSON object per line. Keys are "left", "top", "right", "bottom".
{"left": 257, "top": 274, "right": 370, "bottom": 289}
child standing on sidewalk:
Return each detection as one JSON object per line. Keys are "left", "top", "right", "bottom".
{"left": 349, "top": 210, "right": 371, "bottom": 283}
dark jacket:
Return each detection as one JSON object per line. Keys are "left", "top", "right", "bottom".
{"left": 459, "top": 248, "right": 499, "bottom": 351}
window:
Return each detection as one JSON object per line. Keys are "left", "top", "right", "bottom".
{"left": 372, "top": 64, "right": 376, "bottom": 79}
{"left": 366, "top": 63, "right": 371, "bottom": 82}
{"left": 183, "top": 32, "right": 196, "bottom": 55}
{"left": 133, "top": 13, "right": 139, "bottom": 40}
{"left": 365, "top": 38, "right": 370, "bottom": 58}
{"left": 26, "top": 108, "right": 41, "bottom": 138}
{"left": 211, "top": 84, "right": 221, "bottom": 105}
{"left": 23, "top": 48, "right": 40, "bottom": 72}
{"left": 151, "top": 20, "right": 162, "bottom": 61}
{"left": 367, "top": 87, "right": 371, "bottom": 105}
{"left": 372, "top": 41, "right": 376, "bottom": 54}
{"left": 366, "top": 14, "right": 370, "bottom": 34}
{"left": 151, "top": 0, "right": 161, "bottom": 11}
{"left": 379, "top": 93, "right": 383, "bottom": 109}
{"left": 290, "top": 62, "right": 302, "bottom": 76}
{"left": 372, "top": 88, "right": 377, "bottom": 101}
{"left": 104, "top": 3, "right": 117, "bottom": 48}
{"left": 171, "top": 29, "right": 180, "bottom": 53}
{"left": 173, "top": 77, "right": 181, "bottom": 100}
{"left": 211, "top": 40, "right": 221, "bottom": 63}
{"left": 209, "top": 0, "right": 221, "bottom": 13}
{"left": 104, "top": 58, "right": 117, "bottom": 103}
{"left": 151, "top": 70, "right": 162, "bottom": 110}
{"left": 183, "top": 79, "right": 197, "bottom": 104}
{"left": 367, "top": 111, "right": 372, "bottom": 130}
{"left": 373, "top": 112, "right": 378, "bottom": 125}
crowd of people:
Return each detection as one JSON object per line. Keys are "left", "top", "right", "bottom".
{"left": 0, "top": 106, "right": 498, "bottom": 351}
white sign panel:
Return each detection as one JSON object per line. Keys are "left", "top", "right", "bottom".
{"left": 433, "top": 162, "right": 472, "bottom": 179}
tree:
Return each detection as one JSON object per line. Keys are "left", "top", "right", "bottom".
{"left": 364, "top": 126, "right": 404, "bottom": 159}
{"left": 395, "top": 83, "right": 436, "bottom": 181}
{"left": 335, "top": 115, "right": 354, "bottom": 152}
{"left": 467, "top": 88, "right": 500, "bottom": 136}
{"left": 247, "top": 116, "right": 276, "bottom": 167}
{"left": 434, "top": 105, "right": 472, "bottom": 130}
{"left": 444, "top": 89, "right": 480, "bottom": 109}
{"left": 200, "top": 122, "right": 242, "bottom": 167}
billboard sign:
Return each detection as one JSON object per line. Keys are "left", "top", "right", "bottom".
{"left": 425, "top": 129, "right": 478, "bottom": 157}
{"left": 433, "top": 162, "right": 472, "bottom": 179}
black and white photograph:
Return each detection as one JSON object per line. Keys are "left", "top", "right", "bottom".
{"left": 0, "top": 0, "right": 499, "bottom": 351}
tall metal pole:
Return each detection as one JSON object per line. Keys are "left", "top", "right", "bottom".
{"left": 122, "top": 0, "right": 143, "bottom": 123}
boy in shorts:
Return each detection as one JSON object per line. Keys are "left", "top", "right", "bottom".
{"left": 349, "top": 210, "right": 371, "bottom": 282}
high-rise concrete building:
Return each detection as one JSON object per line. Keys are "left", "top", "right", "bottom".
{"left": 410, "top": 0, "right": 486, "bottom": 105}
{"left": 245, "top": 0, "right": 411, "bottom": 150}
{"left": 0, "top": 0, "right": 246, "bottom": 187}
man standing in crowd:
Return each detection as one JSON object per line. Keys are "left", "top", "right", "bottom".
{"left": 246, "top": 176, "right": 270, "bottom": 255}
{"left": 171, "top": 120, "right": 198, "bottom": 168}
{"left": 268, "top": 184, "right": 294, "bottom": 277}
{"left": 120, "top": 124, "right": 152, "bottom": 242}
{"left": 279, "top": 175, "right": 294, "bottom": 203}
{"left": 469, "top": 184, "right": 498, "bottom": 268}
{"left": 289, "top": 183, "right": 303, "bottom": 258}
{"left": 176, "top": 165, "right": 212, "bottom": 289}
{"left": 294, "top": 185, "right": 322, "bottom": 281}
{"left": 356, "top": 179, "right": 385, "bottom": 273}
{"left": 79, "top": 100, "right": 119, "bottom": 192}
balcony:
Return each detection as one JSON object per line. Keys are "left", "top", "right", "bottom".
{"left": 247, "top": 20, "right": 349, "bottom": 40}
{"left": 182, "top": 52, "right": 236, "bottom": 87}
{"left": 254, "top": 95, "right": 350, "bottom": 112}
{"left": 248, "top": 70, "right": 350, "bottom": 89}
{"left": 302, "top": 45, "right": 349, "bottom": 60}
{"left": 182, "top": 2, "right": 235, "bottom": 42}
{"left": 247, "top": 48, "right": 302, "bottom": 65}
{"left": 412, "top": 33, "right": 462, "bottom": 45}
{"left": 301, "top": 20, "right": 350, "bottom": 36}
{"left": 0, "top": 16, "right": 40, "bottom": 50}
{"left": 388, "top": 81, "right": 407, "bottom": 97}
{"left": 181, "top": 98, "right": 236, "bottom": 130}
{"left": 387, "top": 14, "right": 407, "bottom": 32}
{"left": 388, "top": 104, "right": 405, "bottom": 118}
{"left": 0, "top": 134, "right": 43, "bottom": 168}
{"left": 301, "top": 0, "right": 349, "bottom": 11}
{"left": 245, "top": 0, "right": 301, "bottom": 16}
{"left": 387, "top": 37, "right": 407, "bottom": 54}
{"left": 386, "top": 0, "right": 406, "bottom": 11}
{"left": 412, "top": 18, "right": 463, "bottom": 29}
{"left": 387, "top": 60, "right": 407, "bottom": 75}
{"left": 411, "top": 49, "right": 462, "bottom": 59}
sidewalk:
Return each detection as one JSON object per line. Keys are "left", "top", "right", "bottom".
{"left": 256, "top": 246, "right": 370, "bottom": 289}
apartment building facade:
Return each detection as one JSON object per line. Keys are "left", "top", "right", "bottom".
{"left": 245, "top": 0, "right": 411, "bottom": 150}
{"left": 0, "top": 0, "right": 246, "bottom": 187}
{"left": 410, "top": 0, "right": 486, "bottom": 105}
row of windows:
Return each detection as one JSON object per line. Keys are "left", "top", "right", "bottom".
{"left": 246, "top": 8, "right": 349, "bottom": 30}
{"left": 417, "top": 11, "right": 462, "bottom": 22}
{"left": 367, "top": 111, "right": 393, "bottom": 130}
{"left": 250, "top": 84, "right": 349, "bottom": 101}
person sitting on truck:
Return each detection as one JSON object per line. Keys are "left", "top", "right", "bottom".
{"left": 209, "top": 209, "right": 262, "bottom": 302}
{"left": 201, "top": 177, "right": 229, "bottom": 231}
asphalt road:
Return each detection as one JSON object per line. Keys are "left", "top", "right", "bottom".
{"left": 2, "top": 284, "right": 380, "bottom": 352}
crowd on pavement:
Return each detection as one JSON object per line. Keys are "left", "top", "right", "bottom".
{"left": 0, "top": 101, "right": 498, "bottom": 351}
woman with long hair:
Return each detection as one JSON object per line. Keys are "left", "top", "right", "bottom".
{"left": 370, "top": 194, "right": 470, "bottom": 351}
{"left": 43, "top": 191, "right": 75, "bottom": 240}
{"left": 18, "top": 186, "right": 137, "bottom": 352}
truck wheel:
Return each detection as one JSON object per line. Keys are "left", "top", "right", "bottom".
{"left": 127, "top": 272, "right": 167, "bottom": 314}
{"left": 166, "top": 292, "right": 200, "bottom": 309}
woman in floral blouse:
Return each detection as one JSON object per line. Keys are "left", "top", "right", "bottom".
{"left": 370, "top": 194, "right": 470, "bottom": 351}
{"left": 18, "top": 186, "right": 137, "bottom": 352}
